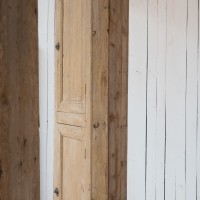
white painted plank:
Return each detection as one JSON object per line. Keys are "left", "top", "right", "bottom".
{"left": 165, "top": 0, "right": 187, "bottom": 199}
{"left": 38, "top": 0, "right": 55, "bottom": 200}
{"left": 46, "top": 0, "right": 55, "bottom": 199}
{"left": 129, "top": 1, "right": 200, "bottom": 200}
{"left": 197, "top": 2, "right": 200, "bottom": 198}
{"left": 174, "top": 1, "right": 187, "bottom": 199}
{"left": 128, "top": 0, "right": 147, "bottom": 199}
{"left": 38, "top": 0, "right": 48, "bottom": 199}
{"left": 146, "top": 0, "right": 158, "bottom": 199}
{"left": 155, "top": 0, "right": 167, "bottom": 199}
{"left": 186, "top": 0, "right": 198, "bottom": 199}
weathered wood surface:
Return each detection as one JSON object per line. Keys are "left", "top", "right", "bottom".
{"left": 54, "top": 0, "right": 91, "bottom": 199}
{"left": 0, "top": 0, "right": 39, "bottom": 200}
{"left": 91, "top": 0, "right": 109, "bottom": 199}
{"left": 54, "top": 0, "right": 128, "bottom": 199}
{"left": 128, "top": 0, "right": 200, "bottom": 199}
{"left": 108, "top": 0, "right": 128, "bottom": 199}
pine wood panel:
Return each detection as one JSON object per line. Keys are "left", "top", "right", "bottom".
{"left": 57, "top": 0, "right": 86, "bottom": 114}
{"left": 54, "top": 0, "right": 91, "bottom": 199}
{"left": 0, "top": 0, "right": 39, "bottom": 200}
{"left": 91, "top": 0, "right": 109, "bottom": 199}
{"left": 55, "top": 0, "right": 128, "bottom": 199}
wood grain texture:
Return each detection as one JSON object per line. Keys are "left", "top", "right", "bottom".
{"left": 54, "top": 0, "right": 91, "bottom": 199}
{"left": 91, "top": 0, "right": 128, "bottom": 199}
{"left": 0, "top": 0, "right": 39, "bottom": 200}
{"left": 108, "top": 0, "right": 128, "bottom": 199}
{"left": 54, "top": 0, "right": 128, "bottom": 199}
{"left": 91, "top": 0, "right": 109, "bottom": 199}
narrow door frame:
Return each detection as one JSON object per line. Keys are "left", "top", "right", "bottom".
{"left": 38, "top": 0, "right": 55, "bottom": 199}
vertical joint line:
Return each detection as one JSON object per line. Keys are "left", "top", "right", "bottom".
{"left": 185, "top": 1, "right": 189, "bottom": 199}
{"left": 145, "top": 1, "right": 149, "bottom": 200}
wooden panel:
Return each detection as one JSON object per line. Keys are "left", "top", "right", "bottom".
{"left": 0, "top": 0, "right": 39, "bottom": 200}
{"left": 62, "top": 136, "right": 83, "bottom": 199}
{"left": 155, "top": 0, "right": 167, "bottom": 199}
{"left": 91, "top": 0, "right": 109, "bottom": 199}
{"left": 109, "top": 0, "right": 128, "bottom": 199}
{"left": 58, "top": 124, "right": 83, "bottom": 140}
{"left": 166, "top": 0, "right": 187, "bottom": 199}
{"left": 57, "top": 0, "right": 87, "bottom": 114}
{"left": 146, "top": 0, "right": 158, "bottom": 199}
{"left": 129, "top": 0, "right": 200, "bottom": 200}
{"left": 54, "top": 0, "right": 91, "bottom": 199}
{"left": 55, "top": 126, "right": 89, "bottom": 200}
{"left": 57, "top": 112, "right": 86, "bottom": 127}
{"left": 55, "top": 0, "right": 128, "bottom": 199}
{"left": 128, "top": 0, "right": 148, "bottom": 199}
{"left": 186, "top": 0, "right": 198, "bottom": 199}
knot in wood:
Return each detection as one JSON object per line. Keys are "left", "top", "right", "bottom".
{"left": 55, "top": 42, "right": 60, "bottom": 51}
{"left": 93, "top": 122, "right": 100, "bottom": 129}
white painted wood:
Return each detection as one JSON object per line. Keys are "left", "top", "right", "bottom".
{"left": 166, "top": 1, "right": 187, "bottom": 200}
{"left": 46, "top": 1, "right": 55, "bottom": 199}
{"left": 128, "top": 0, "right": 200, "bottom": 199}
{"left": 186, "top": 0, "right": 198, "bottom": 199}
{"left": 38, "top": 1, "right": 48, "bottom": 199}
{"left": 39, "top": 0, "right": 55, "bottom": 200}
{"left": 146, "top": 0, "right": 157, "bottom": 199}
{"left": 155, "top": 0, "right": 167, "bottom": 199}
{"left": 197, "top": 3, "right": 200, "bottom": 199}
{"left": 128, "top": 0, "right": 147, "bottom": 199}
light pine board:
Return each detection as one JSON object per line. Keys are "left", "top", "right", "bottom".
{"left": 54, "top": 0, "right": 128, "bottom": 199}
{"left": 128, "top": 0, "right": 200, "bottom": 199}
{"left": 54, "top": 0, "right": 91, "bottom": 199}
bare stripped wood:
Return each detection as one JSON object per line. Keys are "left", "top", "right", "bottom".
{"left": 91, "top": 0, "right": 109, "bottom": 199}
{"left": 57, "top": 112, "right": 86, "bottom": 127}
{"left": 55, "top": 0, "right": 128, "bottom": 199}
{"left": 108, "top": 0, "right": 128, "bottom": 199}
{"left": 58, "top": 124, "right": 83, "bottom": 140}
{"left": 62, "top": 136, "right": 82, "bottom": 199}
{"left": 54, "top": 0, "right": 91, "bottom": 199}
{"left": 0, "top": 0, "right": 39, "bottom": 199}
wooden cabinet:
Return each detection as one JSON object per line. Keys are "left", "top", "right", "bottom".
{"left": 54, "top": 0, "right": 128, "bottom": 199}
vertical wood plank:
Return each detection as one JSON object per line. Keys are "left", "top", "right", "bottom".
{"left": 129, "top": 1, "right": 200, "bottom": 200}
{"left": 186, "top": 0, "right": 198, "bottom": 199}
{"left": 197, "top": 1, "right": 200, "bottom": 198}
{"left": 165, "top": 0, "right": 187, "bottom": 199}
{"left": 128, "top": 0, "right": 147, "bottom": 199}
{"left": 0, "top": 0, "right": 39, "bottom": 200}
{"left": 0, "top": 1, "right": 9, "bottom": 199}
{"left": 91, "top": 0, "right": 109, "bottom": 199}
{"left": 146, "top": 0, "right": 158, "bottom": 199}
{"left": 108, "top": 0, "right": 128, "bottom": 199}
{"left": 155, "top": 0, "right": 167, "bottom": 199}
{"left": 109, "top": 1, "right": 123, "bottom": 198}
